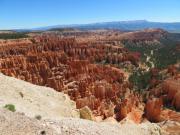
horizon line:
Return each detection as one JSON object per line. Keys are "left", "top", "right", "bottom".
{"left": 1, "top": 19, "right": 180, "bottom": 30}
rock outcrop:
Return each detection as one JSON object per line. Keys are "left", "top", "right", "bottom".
{"left": 0, "top": 108, "right": 163, "bottom": 135}
{"left": 115, "top": 91, "right": 144, "bottom": 123}
{"left": 79, "top": 106, "right": 94, "bottom": 120}
{"left": 0, "top": 35, "right": 139, "bottom": 121}
{"left": 145, "top": 98, "right": 163, "bottom": 122}
{"left": 0, "top": 73, "right": 79, "bottom": 120}
{"left": 158, "top": 120, "right": 180, "bottom": 135}
{"left": 146, "top": 72, "right": 180, "bottom": 122}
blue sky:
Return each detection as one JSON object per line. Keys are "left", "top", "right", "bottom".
{"left": 0, "top": 0, "right": 180, "bottom": 29}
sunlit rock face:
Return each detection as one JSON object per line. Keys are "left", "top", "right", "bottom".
{"left": 149, "top": 74, "right": 180, "bottom": 111}
{"left": 145, "top": 98, "right": 163, "bottom": 122}
{"left": 162, "top": 79, "right": 180, "bottom": 111}
{"left": 145, "top": 97, "right": 180, "bottom": 123}
{"left": 147, "top": 71, "right": 180, "bottom": 122}
{"left": 114, "top": 91, "right": 144, "bottom": 123}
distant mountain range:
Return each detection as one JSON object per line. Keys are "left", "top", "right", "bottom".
{"left": 22, "top": 20, "right": 180, "bottom": 32}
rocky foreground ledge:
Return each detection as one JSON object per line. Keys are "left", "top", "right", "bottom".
{"left": 0, "top": 73, "right": 79, "bottom": 120}
{"left": 0, "top": 73, "right": 178, "bottom": 135}
{"left": 0, "top": 108, "right": 162, "bottom": 135}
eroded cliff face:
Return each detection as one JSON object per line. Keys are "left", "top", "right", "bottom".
{"left": 114, "top": 90, "right": 144, "bottom": 123}
{"left": 146, "top": 66, "right": 180, "bottom": 122}
{"left": 0, "top": 35, "right": 142, "bottom": 122}
{"left": 0, "top": 31, "right": 179, "bottom": 124}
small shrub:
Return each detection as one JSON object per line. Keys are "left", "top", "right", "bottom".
{"left": 4, "top": 104, "right": 16, "bottom": 112}
{"left": 35, "top": 115, "right": 42, "bottom": 120}
{"left": 40, "top": 130, "right": 46, "bottom": 135}
{"left": 19, "top": 92, "right": 24, "bottom": 98}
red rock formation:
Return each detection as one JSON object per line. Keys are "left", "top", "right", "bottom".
{"left": 145, "top": 98, "right": 180, "bottom": 122}
{"left": 167, "top": 65, "right": 178, "bottom": 76}
{"left": 163, "top": 78, "right": 180, "bottom": 110}
{"left": 0, "top": 35, "right": 139, "bottom": 121}
{"left": 114, "top": 91, "right": 144, "bottom": 123}
{"left": 145, "top": 98, "right": 163, "bottom": 122}
{"left": 147, "top": 72, "right": 180, "bottom": 122}
{"left": 1, "top": 31, "right": 178, "bottom": 123}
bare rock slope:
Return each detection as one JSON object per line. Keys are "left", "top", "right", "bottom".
{"left": 0, "top": 73, "right": 79, "bottom": 120}
{"left": 0, "top": 108, "right": 162, "bottom": 135}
